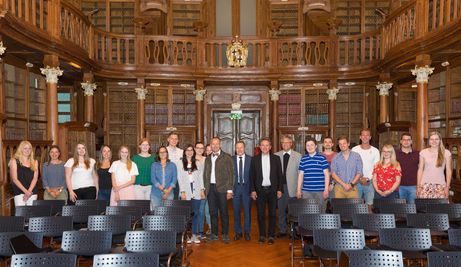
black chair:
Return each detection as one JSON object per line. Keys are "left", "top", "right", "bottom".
{"left": 352, "top": 213, "right": 396, "bottom": 237}
{"left": 152, "top": 206, "right": 191, "bottom": 221}
{"left": 105, "top": 206, "right": 145, "bottom": 226}
{"left": 427, "top": 251, "right": 461, "bottom": 267}
{"left": 0, "top": 216, "right": 24, "bottom": 232}
{"left": 288, "top": 203, "right": 321, "bottom": 222}
{"left": 0, "top": 232, "right": 43, "bottom": 257}
{"left": 288, "top": 198, "right": 320, "bottom": 205}
{"left": 378, "top": 203, "right": 416, "bottom": 222}
{"left": 124, "top": 230, "right": 177, "bottom": 267}
{"left": 10, "top": 253, "right": 77, "bottom": 267}
{"left": 338, "top": 250, "right": 404, "bottom": 267}
{"left": 329, "top": 198, "right": 364, "bottom": 207}
{"left": 62, "top": 205, "right": 98, "bottom": 228}
{"left": 373, "top": 198, "right": 406, "bottom": 213}
{"left": 406, "top": 213, "right": 450, "bottom": 239}
{"left": 118, "top": 200, "right": 151, "bottom": 214}
{"left": 93, "top": 253, "right": 159, "bottom": 267}
{"left": 426, "top": 204, "right": 461, "bottom": 226}
{"left": 433, "top": 228, "right": 461, "bottom": 251}
{"left": 61, "top": 230, "right": 112, "bottom": 257}
{"left": 75, "top": 199, "right": 109, "bottom": 215}
{"left": 332, "top": 203, "right": 369, "bottom": 223}
{"left": 28, "top": 216, "right": 73, "bottom": 238}
{"left": 15, "top": 206, "right": 51, "bottom": 221}
{"left": 33, "top": 200, "right": 66, "bottom": 215}
{"left": 378, "top": 228, "right": 435, "bottom": 263}
{"left": 312, "top": 229, "right": 365, "bottom": 264}
{"left": 415, "top": 198, "right": 449, "bottom": 213}
{"left": 88, "top": 215, "right": 132, "bottom": 244}
{"left": 162, "top": 199, "right": 193, "bottom": 208}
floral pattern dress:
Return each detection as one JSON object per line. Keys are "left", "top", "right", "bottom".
{"left": 373, "top": 164, "right": 401, "bottom": 192}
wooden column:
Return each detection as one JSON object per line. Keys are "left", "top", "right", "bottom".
{"left": 412, "top": 55, "right": 433, "bottom": 150}
{"left": 326, "top": 88, "right": 339, "bottom": 140}
{"left": 135, "top": 84, "right": 147, "bottom": 144}
{"left": 376, "top": 82, "right": 393, "bottom": 123}
{"left": 81, "top": 72, "right": 96, "bottom": 123}
{"left": 0, "top": 51, "right": 6, "bottom": 215}
{"left": 41, "top": 55, "right": 62, "bottom": 145}
{"left": 269, "top": 87, "right": 281, "bottom": 151}
{"left": 193, "top": 85, "right": 206, "bottom": 143}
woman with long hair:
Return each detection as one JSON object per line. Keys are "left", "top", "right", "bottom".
{"left": 8, "top": 141, "right": 39, "bottom": 206}
{"left": 97, "top": 145, "right": 112, "bottom": 201}
{"left": 178, "top": 144, "right": 205, "bottom": 244}
{"left": 42, "top": 145, "right": 67, "bottom": 202}
{"left": 150, "top": 146, "right": 177, "bottom": 209}
{"left": 65, "top": 143, "right": 98, "bottom": 204}
{"left": 132, "top": 138, "right": 157, "bottom": 200}
{"left": 372, "top": 144, "right": 401, "bottom": 199}
{"left": 109, "top": 145, "right": 138, "bottom": 206}
{"left": 417, "top": 131, "right": 452, "bottom": 199}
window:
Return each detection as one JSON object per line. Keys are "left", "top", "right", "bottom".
{"left": 58, "top": 91, "right": 72, "bottom": 123}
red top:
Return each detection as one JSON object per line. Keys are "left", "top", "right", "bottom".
{"left": 373, "top": 164, "right": 401, "bottom": 191}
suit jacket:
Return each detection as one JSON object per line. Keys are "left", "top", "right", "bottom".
{"left": 275, "top": 150, "right": 302, "bottom": 197}
{"left": 203, "top": 151, "right": 234, "bottom": 193}
{"left": 250, "top": 153, "right": 282, "bottom": 193}
{"left": 232, "top": 154, "right": 252, "bottom": 194}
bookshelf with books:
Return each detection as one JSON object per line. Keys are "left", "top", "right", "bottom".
{"left": 110, "top": 1, "right": 135, "bottom": 34}
{"left": 336, "top": 0, "right": 361, "bottom": 35}
{"left": 172, "top": 3, "right": 202, "bottom": 36}
{"left": 335, "top": 85, "right": 366, "bottom": 145}
{"left": 28, "top": 72, "right": 47, "bottom": 140}
{"left": 396, "top": 86, "right": 416, "bottom": 122}
{"left": 278, "top": 89, "right": 302, "bottom": 126}
{"left": 81, "top": 0, "right": 107, "bottom": 31}
{"left": 145, "top": 87, "right": 168, "bottom": 125}
{"left": 172, "top": 88, "right": 196, "bottom": 125}
{"left": 305, "top": 88, "right": 328, "bottom": 126}
{"left": 270, "top": 3, "right": 299, "bottom": 37}
{"left": 428, "top": 71, "right": 446, "bottom": 136}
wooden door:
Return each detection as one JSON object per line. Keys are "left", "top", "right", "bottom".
{"left": 213, "top": 111, "right": 260, "bottom": 155}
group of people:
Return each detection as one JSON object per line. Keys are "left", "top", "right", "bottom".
{"left": 8, "top": 129, "right": 453, "bottom": 246}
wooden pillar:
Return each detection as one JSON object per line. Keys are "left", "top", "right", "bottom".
{"left": 41, "top": 55, "right": 62, "bottom": 145}
{"left": 82, "top": 72, "right": 96, "bottom": 123}
{"left": 194, "top": 82, "right": 206, "bottom": 143}
{"left": 269, "top": 85, "right": 281, "bottom": 152}
{"left": 135, "top": 82, "right": 147, "bottom": 144}
{"left": 326, "top": 87, "right": 339, "bottom": 140}
{"left": 412, "top": 55, "right": 433, "bottom": 150}
{"left": 0, "top": 50, "right": 7, "bottom": 215}
{"left": 376, "top": 82, "right": 393, "bottom": 123}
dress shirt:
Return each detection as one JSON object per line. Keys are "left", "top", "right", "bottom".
{"left": 261, "top": 153, "right": 271, "bottom": 186}
{"left": 210, "top": 150, "right": 220, "bottom": 184}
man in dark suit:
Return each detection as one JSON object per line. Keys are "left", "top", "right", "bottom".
{"left": 232, "top": 140, "right": 252, "bottom": 241}
{"left": 203, "top": 137, "right": 234, "bottom": 244}
{"left": 250, "top": 138, "right": 283, "bottom": 245}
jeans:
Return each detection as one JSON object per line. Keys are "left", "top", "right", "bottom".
{"left": 191, "top": 199, "right": 204, "bottom": 234}
{"left": 97, "top": 189, "right": 111, "bottom": 201}
{"left": 399, "top": 186, "right": 417, "bottom": 204}
{"left": 200, "top": 200, "right": 210, "bottom": 233}
{"left": 357, "top": 182, "right": 375, "bottom": 205}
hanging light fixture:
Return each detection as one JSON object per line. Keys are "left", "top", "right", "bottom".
{"left": 226, "top": 36, "right": 248, "bottom": 68}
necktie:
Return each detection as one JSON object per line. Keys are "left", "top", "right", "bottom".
{"left": 238, "top": 156, "right": 243, "bottom": 184}
{"left": 283, "top": 153, "right": 290, "bottom": 176}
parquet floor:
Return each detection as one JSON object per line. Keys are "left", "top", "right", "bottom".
{"left": 188, "top": 201, "right": 319, "bottom": 267}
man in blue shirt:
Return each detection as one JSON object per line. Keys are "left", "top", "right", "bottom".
{"left": 296, "top": 137, "right": 330, "bottom": 211}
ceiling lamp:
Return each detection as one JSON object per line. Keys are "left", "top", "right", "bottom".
{"left": 226, "top": 36, "right": 248, "bottom": 68}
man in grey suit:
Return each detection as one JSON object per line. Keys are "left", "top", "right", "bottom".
{"left": 275, "top": 135, "right": 301, "bottom": 237}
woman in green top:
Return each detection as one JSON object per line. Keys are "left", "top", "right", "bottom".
{"left": 131, "top": 138, "right": 157, "bottom": 200}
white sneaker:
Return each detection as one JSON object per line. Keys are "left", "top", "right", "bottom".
{"left": 193, "top": 234, "right": 201, "bottom": 244}
{"left": 187, "top": 236, "right": 192, "bottom": 244}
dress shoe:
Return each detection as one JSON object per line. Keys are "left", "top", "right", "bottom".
{"left": 207, "top": 234, "right": 218, "bottom": 241}
{"left": 277, "top": 232, "right": 287, "bottom": 238}
{"left": 234, "top": 233, "right": 242, "bottom": 241}
{"left": 268, "top": 237, "right": 275, "bottom": 245}
{"left": 258, "top": 236, "right": 266, "bottom": 243}
{"left": 222, "top": 234, "right": 230, "bottom": 244}
{"left": 244, "top": 233, "right": 251, "bottom": 241}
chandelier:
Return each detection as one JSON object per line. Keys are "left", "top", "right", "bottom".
{"left": 226, "top": 36, "right": 248, "bottom": 68}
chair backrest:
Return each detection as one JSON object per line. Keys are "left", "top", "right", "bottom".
{"left": 0, "top": 216, "right": 24, "bottom": 232}
{"left": 105, "top": 206, "right": 144, "bottom": 223}
{"left": 378, "top": 203, "right": 417, "bottom": 219}
{"left": 28, "top": 216, "right": 73, "bottom": 237}
{"left": 288, "top": 198, "right": 320, "bottom": 205}
{"left": 61, "top": 230, "right": 112, "bottom": 256}
{"left": 313, "top": 229, "right": 365, "bottom": 251}
{"left": 288, "top": 204, "right": 321, "bottom": 218}
{"left": 14, "top": 206, "right": 51, "bottom": 221}
{"left": 352, "top": 214, "right": 396, "bottom": 232}
{"left": 379, "top": 228, "right": 432, "bottom": 251}
{"left": 93, "top": 253, "right": 159, "bottom": 267}
{"left": 415, "top": 198, "right": 449, "bottom": 212}
{"left": 75, "top": 199, "right": 109, "bottom": 214}
{"left": 426, "top": 204, "right": 461, "bottom": 220}
{"left": 427, "top": 252, "right": 461, "bottom": 267}
{"left": 118, "top": 200, "right": 151, "bottom": 214}
{"left": 332, "top": 203, "right": 369, "bottom": 221}
{"left": 0, "top": 232, "right": 43, "bottom": 257}
{"left": 142, "top": 215, "right": 186, "bottom": 232}
{"left": 162, "top": 199, "right": 193, "bottom": 208}
{"left": 153, "top": 206, "right": 191, "bottom": 220}
{"left": 298, "top": 214, "right": 341, "bottom": 230}
{"left": 373, "top": 198, "right": 406, "bottom": 212}
{"left": 329, "top": 198, "right": 364, "bottom": 206}
{"left": 124, "top": 230, "right": 176, "bottom": 255}
{"left": 406, "top": 213, "right": 450, "bottom": 231}
{"left": 88, "top": 215, "right": 132, "bottom": 235}
{"left": 11, "top": 253, "right": 77, "bottom": 267}
{"left": 33, "top": 200, "right": 66, "bottom": 215}
{"left": 339, "top": 250, "right": 403, "bottom": 267}
{"left": 62, "top": 205, "right": 98, "bottom": 223}
{"left": 448, "top": 229, "right": 461, "bottom": 247}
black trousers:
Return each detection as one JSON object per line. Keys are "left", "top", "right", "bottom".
{"left": 207, "top": 184, "right": 229, "bottom": 235}
{"left": 256, "top": 188, "right": 277, "bottom": 238}
{"left": 69, "top": 186, "right": 97, "bottom": 204}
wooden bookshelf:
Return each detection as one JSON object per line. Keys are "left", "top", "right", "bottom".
{"left": 305, "top": 88, "right": 328, "bottom": 126}
{"left": 172, "top": 88, "right": 196, "bottom": 125}
{"left": 279, "top": 89, "right": 302, "bottom": 126}
{"left": 145, "top": 87, "right": 169, "bottom": 125}
{"left": 364, "top": 0, "right": 389, "bottom": 32}
{"left": 428, "top": 71, "right": 447, "bottom": 136}
{"left": 270, "top": 4, "right": 299, "bottom": 37}
{"left": 4, "top": 64, "right": 27, "bottom": 140}
{"left": 397, "top": 89, "right": 416, "bottom": 122}
{"left": 172, "top": 3, "right": 201, "bottom": 36}
{"left": 110, "top": 1, "right": 134, "bottom": 34}
{"left": 28, "top": 72, "right": 47, "bottom": 140}
{"left": 336, "top": 0, "right": 361, "bottom": 35}
{"left": 336, "top": 86, "right": 365, "bottom": 145}
{"left": 81, "top": 0, "right": 107, "bottom": 31}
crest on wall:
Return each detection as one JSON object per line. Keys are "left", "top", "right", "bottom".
{"left": 226, "top": 36, "right": 248, "bottom": 68}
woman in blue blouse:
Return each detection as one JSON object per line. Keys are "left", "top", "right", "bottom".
{"left": 150, "top": 146, "right": 177, "bottom": 209}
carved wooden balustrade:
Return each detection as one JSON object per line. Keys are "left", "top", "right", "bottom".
{"left": 0, "top": 0, "right": 49, "bottom": 31}
{"left": 428, "top": 0, "right": 461, "bottom": 32}
{"left": 60, "top": 1, "right": 92, "bottom": 53}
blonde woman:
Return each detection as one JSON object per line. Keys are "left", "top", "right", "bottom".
{"left": 372, "top": 144, "right": 401, "bottom": 199}
{"left": 417, "top": 132, "right": 452, "bottom": 199}
{"left": 131, "top": 138, "right": 157, "bottom": 200}
{"left": 8, "top": 141, "right": 39, "bottom": 206}
{"left": 65, "top": 143, "right": 98, "bottom": 204}
{"left": 109, "top": 146, "right": 138, "bottom": 206}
